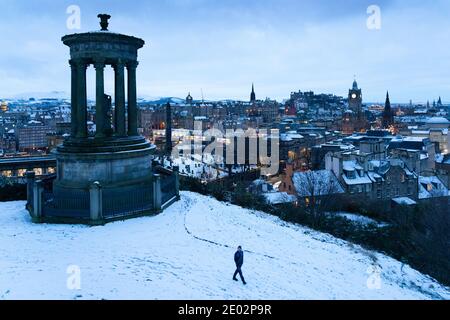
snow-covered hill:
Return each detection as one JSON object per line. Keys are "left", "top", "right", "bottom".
{"left": 0, "top": 192, "right": 449, "bottom": 300}
{"left": 10, "top": 91, "right": 69, "bottom": 100}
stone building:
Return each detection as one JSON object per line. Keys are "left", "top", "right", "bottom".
{"left": 436, "top": 154, "right": 450, "bottom": 189}
{"left": 17, "top": 121, "right": 52, "bottom": 152}
{"left": 389, "top": 136, "right": 436, "bottom": 175}
{"left": 326, "top": 153, "right": 418, "bottom": 201}
{"left": 410, "top": 128, "right": 449, "bottom": 155}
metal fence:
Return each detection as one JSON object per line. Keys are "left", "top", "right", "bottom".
{"left": 43, "top": 188, "right": 90, "bottom": 219}
{"left": 30, "top": 170, "right": 178, "bottom": 223}
{"left": 102, "top": 182, "right": 154, "bottom": 219}
{"left": 161, "top": 174, "right": 177, "bottom": 205}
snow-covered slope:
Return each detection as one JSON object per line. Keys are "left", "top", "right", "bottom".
{"left": 0, "top": 192, "right": 449, "bottom": 300}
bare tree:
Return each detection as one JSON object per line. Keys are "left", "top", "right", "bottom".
{"left": 293, "top": 170, "right": 344, "bottom": 225}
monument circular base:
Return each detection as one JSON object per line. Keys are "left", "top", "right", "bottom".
{"left": 43, "top": 138, "right": 157, "bottom": 224}
{"left": 57, "top": 136, "right": 153, "bottom": 154}
{"left": 54, "top": 138, "right": 155, "bottom": 187}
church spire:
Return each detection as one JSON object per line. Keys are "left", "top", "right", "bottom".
{"left": 250, "top": 83, "right": 256, "bottom": 103}
{"left": 382, "top": 91, "right": 394, "bottom": 129}
{"left": 385, "top": 91, "right": 391, "bottom": 111}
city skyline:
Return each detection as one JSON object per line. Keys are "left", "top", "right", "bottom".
{"left": 0, "top": 0, "right": 449, "bottom": 103}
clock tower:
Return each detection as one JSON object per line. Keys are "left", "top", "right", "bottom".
{"left": 348, "top": 79, "right": 362, "bottom": 115}
{"left": 342, "top": 79, "right": 368, "bottom": 134}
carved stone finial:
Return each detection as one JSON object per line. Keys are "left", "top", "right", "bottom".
{"left": 97, "top": 14, "right": 111, "bottom": 31}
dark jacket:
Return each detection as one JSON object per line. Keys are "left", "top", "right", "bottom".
{"left": 234, "top": 250, "right": 244, "bottom": 267}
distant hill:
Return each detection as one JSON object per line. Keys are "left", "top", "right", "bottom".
{"left": 141, "top": 97, "right": 186, "bottom": 105}
{"left": 11, "top": 91, "right": 70, "bottom": 101}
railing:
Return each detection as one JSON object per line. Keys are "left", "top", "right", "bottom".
{"left": 28, "top": 169, "right": 179, "bottom": 223}
{"left": 102, "top": 182, "right": 154, "bottom": 219}
{"left": 43, "top": 188, "right": 90, "bottom": 219}
{"left": 161, "top": 173, "right": 178, "bottom": 205}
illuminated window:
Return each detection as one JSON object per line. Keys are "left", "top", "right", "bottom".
{"left": 3, "top": 170, "right": 12, "bottom": 177}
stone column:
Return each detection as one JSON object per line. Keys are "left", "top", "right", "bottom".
{"left": 174, "top": 166, "right": 180, "bottom": 200}
{"left": 76, "top": 60, "right": 88, "bottom": 139}
{"left": 94, "top": 60, "right": 106, "bottom": 138}
{"left": 127, "top": 61, "right": 138, "bottom": 136}
{"left": 153, "top": 174, "right": 162, "bottom": 212}
{"left": 114, "top": 60, "right": 126, "bottom": 137}
{"left": 32, "top": 180, "right": 43, "bottom": 222}
{"left": 89, "top": 181, "right": 103, "bottom": 225}
{"left": 69, "top": 60, "right": 78, "bottom": 138}
{"left": 26, "top": 171, "right": 36, "bottom": 211}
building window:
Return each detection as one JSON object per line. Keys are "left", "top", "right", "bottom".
{"left": 2, "top": 170, "right": 12, "bottom": 177}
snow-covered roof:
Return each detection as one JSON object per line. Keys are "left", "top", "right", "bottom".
{"left": 419, "top": 176, "right": 450, "bottom": 199}
{"left": 411, "top": 130, "right": 430, "bottom": 135}
{"left": 286, "top": 131, "right": 304, "bottom": 140}
{"left": 426, "top": 117, "right": 449, "bottom": 124}
{"left": 402, "top": 136, "right": 427, "bottom": 143}
{"left": 392, "top": 197, "right": 417, "bottom": 206}
{"left": 367, "top": 171, "right": 384, "bottom": 182}
{"left": 342, "top": 173, "right": 373, "bottom": 186}
{"left": 343, "top": 160, "right": 363, "bottom": 172}
{"left": 281, "top": 132, "right": 304, "bottom": 142}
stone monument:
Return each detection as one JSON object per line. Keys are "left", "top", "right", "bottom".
{"left": 27, "top": 14, "right": 179, "bottom": 225}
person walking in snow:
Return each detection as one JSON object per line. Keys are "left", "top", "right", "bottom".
{"left": 233, "top": 246, "right": 247, "bottom": 285}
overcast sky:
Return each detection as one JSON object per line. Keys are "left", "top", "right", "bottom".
{"left": 0, "top": 0, "right": 449, "bottom": 103}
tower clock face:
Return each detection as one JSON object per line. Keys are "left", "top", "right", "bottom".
{"left": 352, "top": 93, "right": 357, "bottom": 99}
